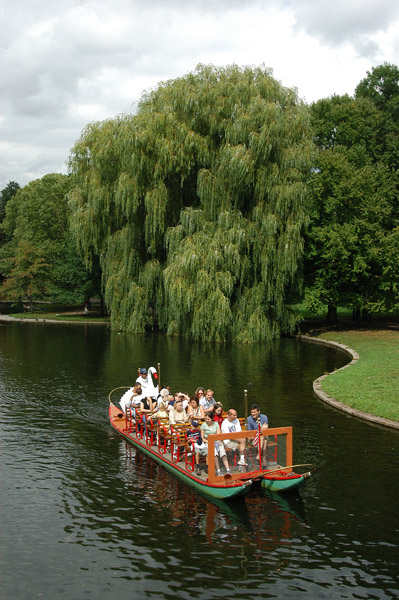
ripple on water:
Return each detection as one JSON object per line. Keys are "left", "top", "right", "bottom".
{"left": 1, "top": 324, "right": 399, "bottom": 599}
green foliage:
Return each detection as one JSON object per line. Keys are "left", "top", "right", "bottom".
{"left": 0, "top": 181, "right": 20, "bottom": 251}
{"left": 0, "top": 241, "right": 50, "bottom": 305}
{"left": 0, "top": 174, "right": 97, "bottom": 304}
{"left": 0, "top": 181, "right": 20, "bottom": 224}
{"left": 306, "top": 74, "right": 399, "bottom": 317}
{"left": 68, "top": 64, "right": 314, "bottom": 341}
{"left": 356, "top": 63, "right": 399, "bottom": 174}
{"left": 355, "top": 62, "right": 399, "bottom": 118}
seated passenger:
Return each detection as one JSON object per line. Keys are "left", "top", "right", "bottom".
{"left": 187, "top": 396, "right": 205, "bottom": 421}
{"left": 178, "top": 392, "right": 190, "bottom": 410}
{"left": 168, "top": 392, "right": 190, "bottom": 412}
{"left": 153, "top": 400, "right": 169, "bottom": 420}
{"left": 156, "top": 387, "right": 170, "bottom": 408}
{"left": 139, "top": 395, "right": 155, "bottom": 430}
{"left": 186, "top": 420, "right": 206, "bottom": 476}
{"left": 247, "top": 403, "right": 269, "bottom": 468}
{"left": 200, "top": 410, "right": 230, "bottom": 477}
{"left": 221, "top": 409, "right": 247, "bottom": 466}
{"left": 194, "top": 387, "right": 206, "bottom": 404}
{"left": 169, "top": 398, "right": 190, "bottom": 425}
{"left": 119, "top": 383, "right": 142, "bottom": 416}
{"left": 200, "top": 389, "right": 217, "bottom": 415}
{"left": 166, "top": 394, "right": 175, "bottom": 412}
{"left": 213, "top": 402, "right": 224, "bottom": 426}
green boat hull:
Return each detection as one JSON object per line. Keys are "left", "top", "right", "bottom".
{"left": 261, "top": 472, "right": 309, "bottom": 493}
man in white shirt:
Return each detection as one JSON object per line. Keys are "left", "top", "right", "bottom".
{"left": 119, "top": 383, "right": 142, "bottom": 415}
{"left": 135, "top": 367, "right": 158, "bottom": 402}
{"left": 221, "top": 409, "right": 247, "bottom": 466}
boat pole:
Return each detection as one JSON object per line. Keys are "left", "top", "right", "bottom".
{"left": 157, "top": 362, "right": 161, "bottom": 389}
{"left": 244, "top": 389, "right": 248, "bottom": 420}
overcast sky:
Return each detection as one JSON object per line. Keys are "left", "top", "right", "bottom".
{"left": 1, "top": 0, "right": 399, "bottom": 190}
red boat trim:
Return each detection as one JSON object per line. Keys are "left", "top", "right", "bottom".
{"left": 263, "top": 473, "right": 302, "bottom": 480}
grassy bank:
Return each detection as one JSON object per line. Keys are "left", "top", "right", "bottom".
{"left": 317, "top": 330, "right": 399, "bottom": 422}
{"left": 10, "top": 312, "right": 110, "bottom": 323}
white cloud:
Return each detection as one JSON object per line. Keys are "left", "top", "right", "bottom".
{"left": 1, "top": 0, "right": 398, "bottom": 189}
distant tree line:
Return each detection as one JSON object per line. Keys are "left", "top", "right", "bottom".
{"left": 306, "top": 63, "right": 399, "bottom": 323}
{"left": 1, "top": 62, "right": 398, "bottom": 339}
{"left": 0, "top": 175, "right": 100, "bottom": 308}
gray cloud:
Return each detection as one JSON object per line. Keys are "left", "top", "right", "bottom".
{"left": 291, "top": 0, "right": 399, "bottom": 55}
{"left": 1, "top": 0, "right": 398, "bottom": 190}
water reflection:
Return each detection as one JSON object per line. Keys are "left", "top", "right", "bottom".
{"left": 1, "top": 322, "right": 399, "bottom": 599}
{"left": 117, "top": 439, "right": 307, "bottom": 546}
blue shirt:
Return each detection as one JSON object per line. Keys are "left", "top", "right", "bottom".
{"left": 247, "top": 414, "right": 268, "bottom": 430}
{"left": 187, "top": 429, "right": 203, "bottom": 445}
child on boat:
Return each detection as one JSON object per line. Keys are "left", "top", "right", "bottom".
{"left": 153, "top": 401, "right": 169, "bottom": 420}
{"left": 186, "top": 421, "right": 206, "bottom": 476}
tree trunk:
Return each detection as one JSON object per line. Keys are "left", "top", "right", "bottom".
{"left": 99, "top": 294, "right": 106, "bottom": 317}
{"left": 362, "top": 308, "right": 371, "bottom": 322}
{"left": 325, "top": 304, "right": 338, "bottom": 324}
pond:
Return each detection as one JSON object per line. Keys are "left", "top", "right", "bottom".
{"left": 0, "top": 321, "right": 398, "bottom": 599}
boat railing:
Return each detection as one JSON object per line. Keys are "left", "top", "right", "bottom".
{"left": 205, "top": 427, "right": 293, "bottom": 484}
{"left": 108, "top": 386, "right": 131, "bottom": 404}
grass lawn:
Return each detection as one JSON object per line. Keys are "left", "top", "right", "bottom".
{"left": 318, "top": 330, "right": 399, "bottom": 422}
{"left": 10, "top": 312, "right": 110, "bottom": 323}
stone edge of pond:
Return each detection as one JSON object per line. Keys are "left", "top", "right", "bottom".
{"left": 0, "top": 314, "right": 108, "bottom": 325}
{"left": 298, "top": 333, "right": 399, "bottom": 431}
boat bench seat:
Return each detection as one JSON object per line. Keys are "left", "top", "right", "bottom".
{"left": 157, "top": 421, "right": 172, "bottom": 454}
{"left": 170, "top": 424, "right": 191, "bottom": 463}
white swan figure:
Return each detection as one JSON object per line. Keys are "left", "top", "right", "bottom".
{"left": 146, "top": 366, "right": 159, "bottom": 398}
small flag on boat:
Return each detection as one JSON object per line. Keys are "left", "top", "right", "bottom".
{"left": 252, "top": 424, "right": 261, "bottom": 446}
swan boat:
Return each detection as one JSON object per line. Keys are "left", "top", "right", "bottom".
{"left": 108, "top": 368, "right": 313, "bottom": 501}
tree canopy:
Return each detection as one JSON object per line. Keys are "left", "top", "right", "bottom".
{"left": 0, "top": 174, "right": 97, "bottom": 305}
{"left": 305, "top": 79, "right": 399, "bottom": 320}
{"left": 0, "top": 181, "right": 20, "bottom": 223}
{"left": 68, "top": 64, "right": 314, "bottom": 341}
{"left": 0, "top": 181, "right": 20, "bottom": 249}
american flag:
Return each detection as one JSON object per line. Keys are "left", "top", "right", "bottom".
{"left": 252, "top": 422, "right": 261, "bottom": 446}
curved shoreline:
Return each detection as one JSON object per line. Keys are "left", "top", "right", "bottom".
{"left": 299, "top": 334, "right": 399, "bottom": 431}
{"left": 0, "top": 314, "right": 108, "bottom": 325}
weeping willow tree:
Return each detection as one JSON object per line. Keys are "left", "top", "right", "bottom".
{"left": 68, "top": 64, "right": 313, "bottom": 341}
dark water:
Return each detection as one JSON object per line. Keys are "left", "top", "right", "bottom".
{"left": 0, "top": 321, "right": 398, "bottom": 599}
